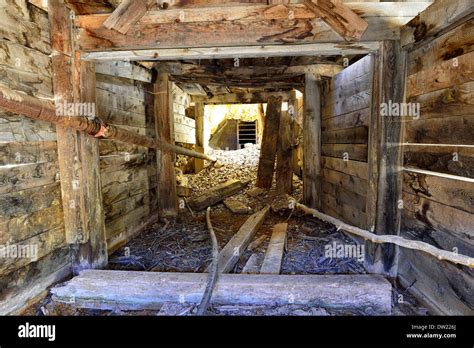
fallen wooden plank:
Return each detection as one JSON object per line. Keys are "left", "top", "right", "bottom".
{"left": 50, "top": 270, "right": 392, "bottom": 314}
{"left": 223, "top": 199, "right": 252, "bottom": 214}
{"left": 188, "top": 179, "right": 248, "bottom": 211}
{"left": 260, "top": 223, "right": 287, "bottom": 274}
{"left": 241, "top": 254, "right": 261, "bottom": 274}
{"left": 213, "top": 206, "right": 270, "bottom": 273}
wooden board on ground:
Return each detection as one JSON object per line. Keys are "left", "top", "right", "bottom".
{"left": 212, "top": 206, "right": 270, "bottom": 273}
{"left": 50, "top": 270, "right": 392, "bottom": 314}
{"left": 260, "top": 223, "right": 287, "bottom": 274}
{"left": 188, "top": 179, "right": 248, "bottom": 211}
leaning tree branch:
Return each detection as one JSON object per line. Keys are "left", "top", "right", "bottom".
{"left": 290, "top": 197, "right": 474, "bottom": 268}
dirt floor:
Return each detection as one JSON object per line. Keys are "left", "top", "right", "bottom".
{"left": 26, "top": 144, "right": 429, "bottom": 316}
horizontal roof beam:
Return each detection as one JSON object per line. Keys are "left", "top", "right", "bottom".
{"left": 81, "top": 42, "right": 380, "bottom": 62}
{"left": 73, "top": 2, "right": 425, "bottom": 53}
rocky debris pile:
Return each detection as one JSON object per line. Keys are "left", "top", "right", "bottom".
{"left": 182, "top": 143, "right": 303, "bottom": 214}
{"left": 208, "top": 143, "right": 260, "bottom": 167}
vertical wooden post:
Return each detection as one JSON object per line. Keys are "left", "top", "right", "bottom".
{"left": 365, "top": 41, "right": 406, "bottom": 276}
{"left": 276, "top": 109, "right": 294, "bottom": 195}
{"left": 154, "top": 73, "right": 178, "bottom": 216}
{"left": 194, "top": 101, "right": 205, "bottom": 173}
{"left": 48, "top": 1, "right": 107, "bottom": 274}
{"left": 303, "top": 74, "right": 322, "bottom": 209}
{"left": 256, "top": 96, "right": 282, "bottom": 189}
{"left": 289, "top": 91, "right": 302, "bottom": 177}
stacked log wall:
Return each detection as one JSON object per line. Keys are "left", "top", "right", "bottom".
{"left": 0, "top": 1, "right": 70, "bottom": 315}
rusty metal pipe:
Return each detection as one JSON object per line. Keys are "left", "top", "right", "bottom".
{"left": 0, "top": 87, "right": 217, "bottom": 162}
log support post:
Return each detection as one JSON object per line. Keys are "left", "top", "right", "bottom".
{"left": 154, "top": 73, "right": 178, "bottom": 216}
{"left": 48, "top": 0, "right": 107, "bottom": 274}
{"left": 276, "top": 107, "right": 294, "bottom": 195}
{"left": 194, "top": 101, "right": 205, "bottom": 173}
{"left": 365, "top": 41, "right": 406, "bottom": 277}
{"left": 303, "top": 73, "right": 322, "bottom": 209}
{"left": 256, "top": 96, "right": 282, "bottom": 189}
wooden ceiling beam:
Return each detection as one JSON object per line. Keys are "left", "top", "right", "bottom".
{"left": 102, "top": 0, "right": 156, "bottom": 34}
{"left": 81, "top": 42, "right": 379, "bottom": 62}
{"left": 157, "top": 62, "right": 342, "bottom": 78}
{"left": 73, "top": 2, "right": 424, "bottom": 52}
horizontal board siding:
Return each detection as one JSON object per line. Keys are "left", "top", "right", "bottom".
{"left": 321, "top": 55, "right": 373, "bottom": 229}
{"left": 400, "top": 16, "right": 474, "bottom": 314}
{"left": 96, "top": 73, "right": 157, "bottom": 245}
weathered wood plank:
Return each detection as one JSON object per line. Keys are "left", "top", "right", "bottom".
{"left": 398, "top": 248, "right": 474, "bottom": 315}
{"left": 303, "top": 74, "right": 321, "bottom": 208}
{"left": 256, "top": 96, "right": 282, "bottom": 189}
{"left": 75, "top": 15, "right": 402, "bottom": 52}
{"left": 0, "top": 141, "right": 57, "bottom": 165}
{"left": 321, "top": 156, "right": 368, "bottom": 180}
{"left": 403, "top": 145, "right": 474, "bottom": 179}
{"left": 0, "top": 227, "right": 66, "bottom": 275}
{"left": 403, "top": 191, "right": 474, "bottom": 240}
{"left": 276, "top": 112, "right": 294, "bottom": 195}
{"left": 188, "top": 179, "right": 248, "bottom": 211}
{"left": 102, "top": 0, "right": 155, "bottom": 34}
{"left": 49, "top": 0, "right": 107, "bottom": 272}
{"left": 321, "top": 144, "right": 368, "bottom": 162}
{"left": 0, "top": 204, "right": 63, "bottom": 245}
{"left": 403, "top": 169, "right": 473, "bottom": 214}
{"left": 194, "top": 101, "right": 204, "bottom": 172}
{"left": 95, "top": 61, "right": 152, "bottom": 83}
{"left": 213, "top": 206, "right": 269, "bottom": 273}
{"left": 0, "top": 161, "right": 58, "bottom": 195}
{"left": 321, "top": 168, "right": 368, "bottom": 197}
{"left": 321, "top": 191, "right": 367, "bottom": 228}
{"left": 404, "top": 116, "right": 474, "bottom": 145}
{"left": 82, "top": 42, "right": 379, "bottom": 62}
{"left": 406, "top": 81, "right": 474, "bottom": 122}
{"left": 322, "top": 126, "right": 368, "bottom": 144}
{"left": 50, "top": 270, "right": 392, "bottom": 314}
{"left": 322, "top": 180, "right": 366, "bottom": 213}
{"left": 0, "top": 247, "right": 69, "bottom": 315}
{"left": 303, "top": 0, "right": 368, "bottom": 41}
{"left": 407, "top": 51, "right": 473, "bottom": 98}
{"left": 260, "top": 223, "right": 287, "bottom": 274}
{"left": 401, "top": 0, "right": 474, "bottom": 49}
{"left": 0, "top": 183, "right": 61, "bottom": 219}
{"left": 155, "top": 73, "right": 177, "bottom": 216}
{"left": 365, "top": 41, "right": 405, "bottom": 276}
{"left": 322, "top": 107, "right": 370, "bottom": 131}
{"left": 407, "top": 20, "right": 474, "bottom": 77}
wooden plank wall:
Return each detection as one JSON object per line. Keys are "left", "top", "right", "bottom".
{"left": 173, "top": 84, "right": 195, "bottom": 145}
{"left": 0, "top": 1, "right": 70, "bottom": 315}
{"left": 96, "top": 73, "right": 158, "bottom": 253}
{"left": 399, "top": 17, "right": 474, "bottom": 314}
{"left": 320, "top": 55, "right": 374, "bottom": 229}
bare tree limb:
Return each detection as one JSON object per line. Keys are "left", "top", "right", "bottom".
{"left": 290, "top": 197, "right": 474, "bottom": 268}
